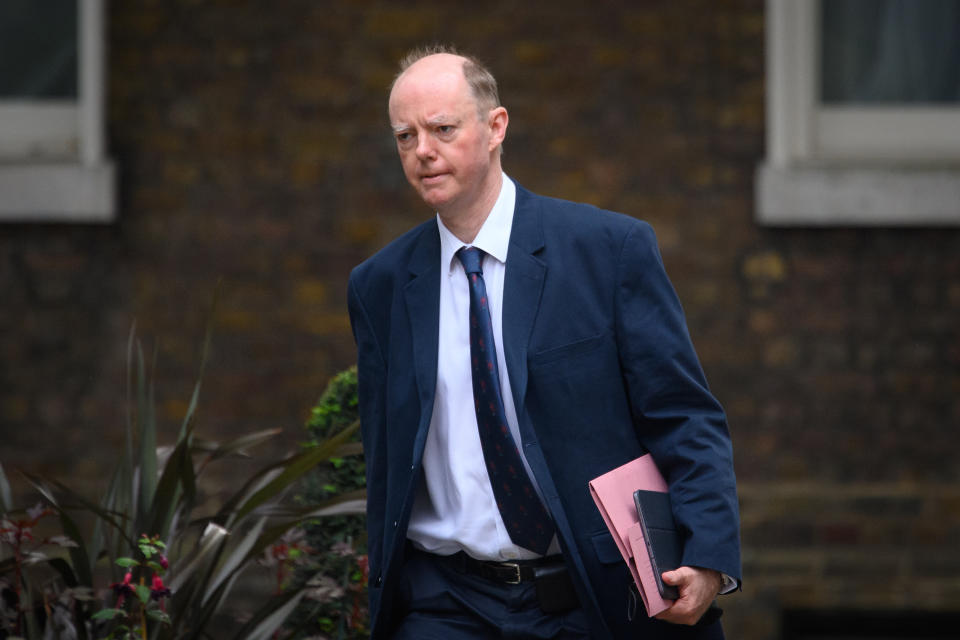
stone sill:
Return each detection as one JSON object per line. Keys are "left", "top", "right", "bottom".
{"left": 755, "top": 163, "right": 960, "bottom": 227}
{"left": 0, "top": 161, "right": 116, "bottom": 223}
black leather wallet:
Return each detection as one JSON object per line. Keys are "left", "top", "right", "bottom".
{"left": 633, "top": 489, "right": 682, "bottom": 600}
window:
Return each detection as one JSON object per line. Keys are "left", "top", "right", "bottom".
{"left": 757, "top": 0, "right": 960, "bottom": 225}
{"left": 0, "top": 0, "right": 115, "bottom": 223}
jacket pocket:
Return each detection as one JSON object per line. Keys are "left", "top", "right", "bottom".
{"left": 590, "top": 529, "right": 623, "bottom": 565}
{"left": 529, "top": 333, "right": 610, "bottom": 369}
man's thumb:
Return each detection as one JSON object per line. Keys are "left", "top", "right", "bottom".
{"left": 661, "top": 570, "right": 681, "bottom": 585}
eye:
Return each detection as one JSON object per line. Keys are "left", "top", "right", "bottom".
{"left": 395, "top": 131, "right": 413, "bottom": 145}
{"left": 436, "top": 125, "right": 455, "bottom": 135}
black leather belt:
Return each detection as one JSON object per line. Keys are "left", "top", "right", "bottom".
{"left": 455, "top": 552, "right": 562, "bottom": 584}
{"left": 423, "top": 549, "right": 581, "bottom": 613}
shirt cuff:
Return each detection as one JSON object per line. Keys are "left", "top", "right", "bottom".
{"left": 718, "top": 573, "right": 739, "bottom": 594}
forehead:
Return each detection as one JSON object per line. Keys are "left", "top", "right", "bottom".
{"left": 389, "top": 57, "right": 476, "bottom": 123}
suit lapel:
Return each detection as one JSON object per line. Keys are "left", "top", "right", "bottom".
{"left": 404, "top": 222, "right": 441, "bottom": 423}
{"left": 503, "top": 187, "right": 546, "bottom": 424}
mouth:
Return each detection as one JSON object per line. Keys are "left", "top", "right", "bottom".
{"left": 419, "top": 172, "right": 448, "bottom": 185}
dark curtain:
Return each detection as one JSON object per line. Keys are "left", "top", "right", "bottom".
{"left": 821, "top": 0, "right": 960, "bottom": 104}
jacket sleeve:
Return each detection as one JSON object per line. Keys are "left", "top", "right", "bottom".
{"left": 613, "top": 221, "right": 741, "bottom": 583}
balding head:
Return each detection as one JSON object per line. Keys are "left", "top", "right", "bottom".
{"left": 390, "top": 53, "right": 472, "bottom": 119}
{"left": 391, "top": 46, "right": 501, "bottom": 119}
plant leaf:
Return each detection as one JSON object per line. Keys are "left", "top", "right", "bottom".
{"left": 231, "top": 589, "right": 305, "bottom": 640}
{"left": 124, "top": 324, "right": 137, "bottom": 523}
{"left": 148, "top": 432, "right": 194, "bottom": 539}
{"left": 22, "top": 471, "right": 136, "bottom": 551}
{"left": 52, "top": 506, "right": 94, "bottom": 587}
{"left": 166, "top": 522, "right": 228, "bottom": 593}
{"left": 231, "top": 420, "right": 360, "bottom": 522}
{"left": 138, "top": 343, "right": 159, "bottom": 529}
{"left": 147, "top": 608, "right": 171, "bottom": 624}
{"left": 92, "top": 608, "right": 125, "bottom": 621}
{"left": 22, "top": 571, "right": 41, "bottom": 639}
{"left": 19, "top": 470, "right": 59, "bottom": 507}
{"left": 254, "top": 489, "right": 367, "bottom": 519}
{"left": 192, "top": 428, "right": 282, "bottom": 461}
{"left": 95, "top": 466, "right": 128, "bottom": 568}
{"left": 177, "top": 286, "right": 219, "bottom": 441}
{"left": 0, "top": 462, "right": 12, "bottom": 514}
{"left": 45, "top": 557, "right": 79, "bottom": 587}
{"left": 201, "top": 517, "right": 266, "bottom": 606}
{"left": 333, "top": 442, "right": 364, "bottom": 457}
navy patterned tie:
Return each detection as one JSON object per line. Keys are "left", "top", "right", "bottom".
{"left": 456, "top": 247, "right": 555, "bottom": 555}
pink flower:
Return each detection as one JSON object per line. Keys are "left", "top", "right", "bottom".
{"left": 150, "top": 573, "right": 172, "bottom": 612}
{"left": 150, "top": 574, "right": 171, "bottom": 600}
{"left": 109, "top": 572, "right": 134, "bottom": 606}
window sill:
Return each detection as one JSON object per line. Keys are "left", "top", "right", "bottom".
{"left": 755, "top": 163, "right": 960, "bottom": 227}
{"left": 0, "top": 161, "right": 116, "bottom": 223}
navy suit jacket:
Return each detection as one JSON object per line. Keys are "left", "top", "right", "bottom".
{"left": 347, "top": 184, "right": 741, "bottom": 639}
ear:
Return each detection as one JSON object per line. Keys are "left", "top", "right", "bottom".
{"left": 487, "top": 106, "right": 508, "bottom": 151}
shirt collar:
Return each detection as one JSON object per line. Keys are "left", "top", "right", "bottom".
{"left": 438, "top": 173, "right": 516, "bottom": 273}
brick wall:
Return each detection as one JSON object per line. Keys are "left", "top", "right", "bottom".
{"left": 1, "top": 1, "right": 958, "bottom": 637}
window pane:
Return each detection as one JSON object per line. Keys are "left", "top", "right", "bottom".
{"left": 0, "top": 0, "right": 77, "bottom": 99}
{"left": 821, "top": 0, "right": 960, "bottom": 104}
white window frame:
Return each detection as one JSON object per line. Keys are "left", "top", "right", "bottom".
{"left": 756, "top": 0, "right": 960, "bottom": 226}
{"left": 0, "top": 0, "right": 115, "bottom": 223}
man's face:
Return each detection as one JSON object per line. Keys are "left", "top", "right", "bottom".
{"left": 388, "top": 55, "right": 503, "bottom": 214}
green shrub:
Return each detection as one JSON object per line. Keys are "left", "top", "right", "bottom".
{"left": 0, "top": 327, "right": 363, "bottom": 640}
{"left": 289, "top": 366, "right": 369, "bottom": 639}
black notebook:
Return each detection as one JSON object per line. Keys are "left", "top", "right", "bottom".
{"left": 633, "top": 489, "right": 682, "bottom": 600}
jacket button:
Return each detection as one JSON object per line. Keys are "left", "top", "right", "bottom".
{"left": 375, "top": 575, "right": 383, "bottom": 587}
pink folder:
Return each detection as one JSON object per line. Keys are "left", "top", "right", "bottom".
{"left": 588, "top": 454, "right": 674, "bottom": 617}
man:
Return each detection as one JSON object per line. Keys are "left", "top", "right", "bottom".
{"left": 347, "top": 46, "right": 740, "bottom": 639}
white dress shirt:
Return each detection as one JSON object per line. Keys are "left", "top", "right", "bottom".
{"left": 405, "top": 174, "right": 736, "bottom": 591}
{"left": 407, "top": 174, "right": 559, "bottom": 561}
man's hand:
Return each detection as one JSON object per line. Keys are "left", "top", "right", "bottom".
{"left": 654, "top": 566, "right": 721, "bottom": 626}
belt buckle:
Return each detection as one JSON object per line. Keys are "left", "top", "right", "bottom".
{"left": 501, "top": 562, "right": 522, "bottom": 584}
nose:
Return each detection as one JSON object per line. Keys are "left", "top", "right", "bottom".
{"left": 415, "top": 134, "right": 436, "bottom": 160}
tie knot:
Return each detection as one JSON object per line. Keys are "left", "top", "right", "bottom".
{"left": 457, "top": 246, "right": 485, "bottom": 275}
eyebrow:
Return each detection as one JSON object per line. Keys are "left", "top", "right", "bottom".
{"left": 391, "top": 115, "right": 462, "bottom": 134}
{"left": 426, "top": 115, "right": 460, "bottom": 127}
